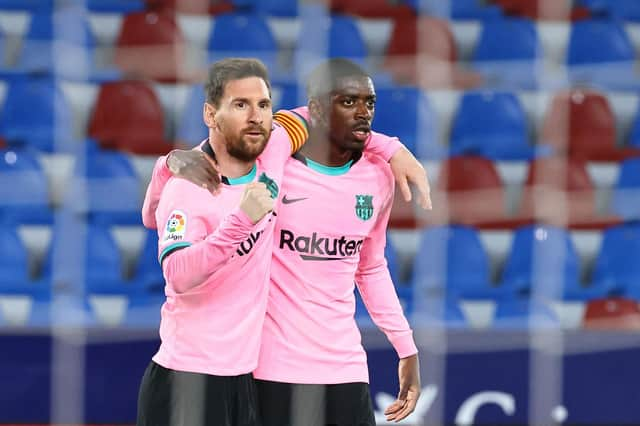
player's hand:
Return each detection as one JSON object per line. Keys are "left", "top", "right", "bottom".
{"left": 240, "top": 182, "right": 275, "bottom": 224}
{"left": 167, "top": 149, "right": 221, "bottom": 194}
{"left": 384, "top": 354, "right": 421, "bottom": 422}
{"left": 389, "top": 147, "right": 432, "bottom": 210}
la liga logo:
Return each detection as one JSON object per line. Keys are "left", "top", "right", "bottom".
{"left": 164, "top": 210, "right": 187, "bottom": 241}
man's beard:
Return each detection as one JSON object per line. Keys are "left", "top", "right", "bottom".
{"left": 223, "top": 127, "right": 271, "bottom": 162}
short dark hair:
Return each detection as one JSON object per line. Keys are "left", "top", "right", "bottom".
{"left": 205, "top": 58, "right": 271, "bottom": 106}
{"left": 306, "top": 58, "right": 370, "bottom": 100}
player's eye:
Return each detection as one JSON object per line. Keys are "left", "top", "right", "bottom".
{"left": 366, "top": 99, "right": 376, "bottom": 108}
{"left": 235, "top": 101, "right": 246, "bottom": 109}
{"left": 259, "top": 101, "right": 271, "bottom": 109}
{"left": 342, "top": 98, "right": 355, "bottom": 107}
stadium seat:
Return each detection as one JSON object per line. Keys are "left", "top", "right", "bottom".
{"left": 330, "top": 0, "right": 413, "bottom": 18}
{"left": 0, "top": 0, "right": 53, "bottom": 11}
{"left": 0, "top": 77, "right": 75, "bottom": 152}
{"left": 372, "top": 87, "right": 440, "bottom": 159}
{"left": 492, "top": 298, "right": 559, "bottom": 328}
{"left": 84, "top": 0, "right": 145, "bottom": 13}
{"left": 208, "top": 13, "right": 279, "bottom": 75}
{"left": 15, "top": 7, "right": 96, "bottom": 80}
{"left": 611, "top": 159, "right": 640, "bottom": 220}
{"left": 518, "top": 157, "right": 600, "bottom": 227}
{"left": 41, "top": 217, "right": 127, "bottom": 295}
{"left": 499, "top": 225, "right": 606, "bottom": 300}
{"left": 449, "top": 91, "right": 537, "bottom": 160}
{"left": 472, "top": 18, "right": 541, "bottom": 89}
{"left": 407, "top": 0, "right": 502, "bottom": 20}
{"left": 434, "top": 156, "right": 508, "bottom": 228}
{"left": 384, "top": 15, "right": 482, "bottom": 89}
{"left": 412, "top": 296, "right": 468, "bottom": 327}
{"left": 175, "top": 84, "right": 208, "bottom": 148}
{"left": 145, "top": 0, "right": 234, "bottom": 14}
{"left": 540, "top": 89, "right": 637, "bottom": 162}
{"left": 0, "top": 148, "right": 52, "bottom": 224}
{"left": 0, "top": 227, "right": 51, "bottom": 326}
{"left": 583, "top": 297, "right": 640, "bottom": 330}
{"left": 63, "top": 145, "right": 141, "bottom": 225}
{"left": 494, "top": 0, "right": 590, "bottom": 20}
{"left": 88, "top": 80, "right": 174, "bottom": 155}
{"left": 132, "top": 228, "right": 165, "bottom": 295}
{"left": 247, "top": 0, "right": 299, "bottom": 16}
{"left": 114, "top": 10, "right": 187, "bottom": 82}
{"left": 591, "top": 222, "right": 640, "bottom": 299}
{"left": 294, "top": 14, "right": 368, "bottom": 78}
{"left": 567, "top": 20, "right": 636, "bottom": 89}
{"left": 411, "top": 225, "right": 500, "bottom": 300}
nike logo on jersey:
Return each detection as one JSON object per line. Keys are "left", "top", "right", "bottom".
{"left": 282, "top": 195, "right": 308, "bottom": 204}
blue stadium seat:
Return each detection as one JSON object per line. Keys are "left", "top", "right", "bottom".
{"left": 16, "top": 8, "right": 97, "bottom": 80}
{"left": 0, "top": 149, "right": 52, "bottom": 224}
{"left": 412, "top": 296, "right": 468, "bottom": 327}
{"left": 406, "top": 0, "right": 502, "bottom": 19}
{"left": 294, "top": 14, "right": 368, "bottom": 78}
{"left": 578, "top": 0, "right": 640, "bottom": 21}
{"left": 64, "top": 145, "right": 141, "bottom": 225}
{"left": 492, "top": 298, "right": 559, "bottom": 328}
{"left": 132, "top": 228, "right": 164, "bottom": 295}
{"left": 84, "top": 0, "right": 145, "bottom": 13}
{"left": 41, "top": 217, "right": 127, "bottom": 295}
{"left": 208, "top": 13, "right": 279, "bottom": 76}
{"left": 472, "top": 18, "right": 541, "bottom": 89}
{"left": 176, "top": 84, "right": 208, "bottom": 147}
{"left": 500, "top": 225, "right": 607, "bottom": 300}
{"left": 0, "top": 227, "right": 30, "bottom": 288}
{"left": 449, "top": 92, "right": 537, "bottom": 160}
{"left": 412, "top": 225, "right": 500, "bottom": 300}
{"left": 373, "top": 87, "right": 441, "bottom": 159}
{"left": 0, "top": 0, "right": 53, "bottom": 11}
{"left": 0, "top": 77, "right": 75, "bottom": 152}
{"left": 274, "top": 82, "right": 303, "bottom": 111}
{"left": 567, "top": 20, "right": 636, "bottom": 89}
{"left": 244, "top": 0, "right": 298, "bottom": 16}
{"left": 611, "top": 159, "right": 640, "bottom": 220}
{"left": 592, "top": 222, "right": 640, "bottom": 299}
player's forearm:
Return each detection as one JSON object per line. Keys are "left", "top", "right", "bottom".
{"left": 163, "top": 208, "right": 258, "bottom": 293}
{"left": 356, "top": 269, "right": 418, "bottom": 358}
{"left": 142, "top": 155, "right": 172, "bottom": 229}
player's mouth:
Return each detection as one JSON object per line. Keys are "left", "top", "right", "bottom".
{"left": 243, "top": 128, "right": 266, "bottom": 142}
{"left": 352, "top": 125, "right": 370, "bottom": 142}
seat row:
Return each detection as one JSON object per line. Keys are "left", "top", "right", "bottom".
{"left": 1, "top": 7, "right": 640, "bottom": 89}
{"left": 3, "top": 76, "right": 640, "bottom": 166}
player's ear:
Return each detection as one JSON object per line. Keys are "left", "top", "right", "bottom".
{"left": 308, "top": 99, "right": 325, "bottom": 127}
{"left": 203, "top": 102, "right": 217, "bottom": 130}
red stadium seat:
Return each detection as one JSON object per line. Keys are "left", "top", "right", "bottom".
{"left": 433, "top": 156, "right": 511, "bottom": 228}
{"left": 330, "top": 0, "right": 413, "bottom": 18}
{"left": 492, "top": 0, "right": 590, "bottom": 20}
{"left": 145, "top": 0, "right": 234, "bottom": 14}
{"left": 384, "top": 16, "right": 482, "bottom": 89}
{"left": 114, "top": 10, "right": 188, "bottom": 82}
{"left": 88, "top": 81, "right": 174, "bottom": 155}
{"left": 518, "top": 157, "right": 620, "bottom": 229}
{"left": 583, "top": 297, "right": 640, "bottom": 330}
{"left": 541, "top": 89, "right": 640, "bottom": 162}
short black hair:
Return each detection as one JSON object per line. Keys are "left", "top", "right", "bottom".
{"left": 306, "top": 58, "right": 370, "bottom": 100}
{"left": 205, "top": 58, "right": 271, "bottom": 106}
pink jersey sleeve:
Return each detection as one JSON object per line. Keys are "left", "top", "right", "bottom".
{"left": 286, "top": 106, "right": 403, "bottom": 161}
{"left": 156, "top": 180, "right": 258, "bottom": 294}
{"left": 355, "top": 175, "right": 418, "bottom": 359}
{"left": 142, "top": 154, "right": 172, "bottom": 230}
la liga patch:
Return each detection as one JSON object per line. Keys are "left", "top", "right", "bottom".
{"left": 163, "top": 210, "right": 187, "bottom": 242}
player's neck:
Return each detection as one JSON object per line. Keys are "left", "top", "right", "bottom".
{"left": 207, "top": 138, "right": 254, "bottom": 178}
{"left": 302, "top": 132, "right": 353, "bottom": 167}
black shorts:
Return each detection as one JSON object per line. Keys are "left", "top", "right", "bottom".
{"left": 255, "top": 379, "right": 375, "bottom": 426}
{"left": 137, "top": 361, "right": 260, "bottom": 426}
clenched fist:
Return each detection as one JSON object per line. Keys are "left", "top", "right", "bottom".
{"left": 240, "top": 182, "right": 275, "bottom": 224}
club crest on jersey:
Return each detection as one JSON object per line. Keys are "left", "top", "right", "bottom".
{"left": 355, "top": 195, "right": 374, "bottom": 221}
{"left": 164, "top": 210, "right": 186, "bottom": 241}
